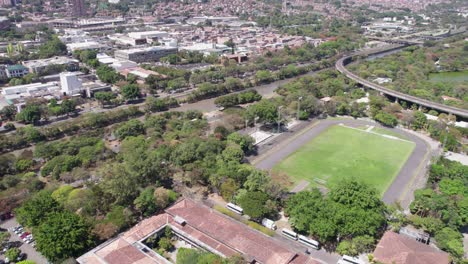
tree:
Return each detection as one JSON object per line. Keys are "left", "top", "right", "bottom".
{"left": 51, "top": 185, "right": 74, "bottom": 205}
{"left": 245, "top": 99, "right": 279, "bottom": 124}
{"left": 237, "top": 191, "right": 273, "bottom": 219}
{"left": 285, "top": 179, "right": 386, "bottom": 243}
{"left": 220, "top": 178, "right": 239, "bottom": 200}
{"left": 60, "top": 99, "right": 77, "bottom": 115}
{"left": 98, "top": 163, "right": 140, "bottom": 205}
{"left": 0, "top": 105, "right": 17, "bottom": 120}
{"left": 222, "top": 145, "right": 244, "bottom": 163}
{"left": 255, "top": 70, "right": 273, "bottom": 84}
{"left": 134, "top": 187, "right": 157, "bottom": 217}
{"left": 34, "top": 211, "right": 94, "bottom": 262}
{"left": 435, "top": 227, "right": 464, "bottom": 259}
{"left": 224, "top": 39, "right": 235, "bottom": 54}
{"left": 412, "top": 111, "right": 427, "bottom": 130}
{"left": 226, "top": 133, "right": 255, "bottom": 153}
{"left": 120, "top": 84, "right": 140, "bottom": 100}
{"left": 16, "top": 104, "right": 42, "bottom": 124}
{"left": 115, "top": 119, "right": 144, "bottom": 140}
{"left": 96, "top": 65, "right": 121, "bottom": 84}
{"left": 38, "top": 36, "right": 67, "bottom": 59}
{"left": 5, "top": 248, "right": 20, "bottom": 261}
{"left": 15, "top": 190, "right": 61, "bottom": 227}
{"left": 374, "top": 111, "right": 398, "bottom": 127}
{"left": 94, "top": 91, "right": 116, "bottom": 106}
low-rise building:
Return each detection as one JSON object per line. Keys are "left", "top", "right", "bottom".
{"left": 22, "top": 57, "right": 79, "bottom": 75}
{"left": 373, "top": 231, "right": 450, "bottom": 264}
{"left": 60, "top": 72, "right": 82, "bottom": 96}
{"left": 0, "top": 82, "right": 61, "bottom": 112}
{"left": 5, "top": 65, "right": 29, "bottom": 78}
{"left": 180, "top": 43, "right": 231, "bottom": 56}
{"left": 66, "top": 41, "right": 104, "bottom": 52}
{"left": 114, "top": 46, "right": 178, "bottom": 63}
{"left": 77, "top": 199, "right": 316, "bottom": 264}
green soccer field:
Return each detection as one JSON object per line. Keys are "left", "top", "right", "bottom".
{"left": 273, "top": 125, "right": 415, "bottom": 195}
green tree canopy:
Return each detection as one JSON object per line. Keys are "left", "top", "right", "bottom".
{"left": 34, "top": 211, "right": 95, "bottom": 262}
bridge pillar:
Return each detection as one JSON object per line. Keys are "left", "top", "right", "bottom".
{"left": 394, "top": 98, "right": 399, "bottom": 104}
{"left": 418, "top": 105, "right": 422, "bottom": 111}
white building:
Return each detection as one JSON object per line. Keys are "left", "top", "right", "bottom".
{"left": 180, "top": 43, "right": 230, "bottom": 56}
{"left": 60, "top": 72, "right": 83, "bottom": 95}
{"left": 114, "top": 46, "right": 178, "bottom": 63}
{"left": 128, "top": 31, "right": 168, "bottom": 42}
{"left": 1, "top": 82, "right": 61, "bottom": 111}
{"left": 67, "top": 41, "right": 104, "bottom": 52}
{"left": 22, "top": 57, "right": 79, "bottom": 75}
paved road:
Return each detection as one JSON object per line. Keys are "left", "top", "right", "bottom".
{"left": 0, "top": 218, "right": 48, "bottom": 264}
{"left": 336, "top": 51, "right": 468, "bottom": 119}
{"left": 252, "top": 119, "right": 431, "bottom": 207}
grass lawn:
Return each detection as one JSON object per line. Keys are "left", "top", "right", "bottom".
{"left": 273, "top": 125, "right": 415, "bottom": 196}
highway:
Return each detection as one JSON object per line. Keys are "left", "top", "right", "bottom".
{"left": 336, "top": 51, "right": 468, "bottom": 119}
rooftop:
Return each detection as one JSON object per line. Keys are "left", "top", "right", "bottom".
{"left": 77, "top": 199, "right": 317, "bottom": 264}
{"left": 22, "top": 57, "right": 79, "bottom": 68}
{"left": 373, "top": 231, "right": 450, "bottom": 264}
{"left": 115, "top": 46, "right": 177, "bottom": 55}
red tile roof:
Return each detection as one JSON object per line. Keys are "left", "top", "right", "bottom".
{"left": 78, "top": 199, "right": 319, "bottom": 264}
{"left": 373, "top": 231, "right": 451, "bottom": 264}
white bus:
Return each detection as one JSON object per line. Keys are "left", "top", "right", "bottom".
{"left": 281, "top": 228, "right": 298, "bottom": 240}
{"left": 337, "top": 255, "right": 364, "bottom": 264}
{"left": 226, "top": 203, "right": 243, "bottom": 215}
{"left": 298, "top": 235, "right": 320, "bottom": 250}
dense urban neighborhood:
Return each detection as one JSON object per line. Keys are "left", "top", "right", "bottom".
{"left": 0, "top": 0, "right": 467, "bottom": 264}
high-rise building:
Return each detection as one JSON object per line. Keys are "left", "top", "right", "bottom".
{"left": 69, "top": 0, "right": 86, "bottom": 17}
{"left": 0, "top": 0, "right": 14, "bottom": 8}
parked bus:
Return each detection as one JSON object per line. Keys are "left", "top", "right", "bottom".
{"left": 337, "top": 255, "right": 364, "bottom": 264}
{"left": 226, "top": 203, "right": 243, "bottom": 215}
{"left": 298, "top": 235, "right": 320, "bottom": 250}
{"left": 281, "top": 228, "right": 298, "bottom": 240}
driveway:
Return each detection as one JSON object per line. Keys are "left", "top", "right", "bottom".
{"left": 0, "top": 218, "right": 48, "bottom": 264}
{"left": 251, "top": 118, "right": 434, "bottom": 208}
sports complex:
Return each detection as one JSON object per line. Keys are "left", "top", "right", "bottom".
{"left": 254, "top": 119, "right": 431, "bottom": 205}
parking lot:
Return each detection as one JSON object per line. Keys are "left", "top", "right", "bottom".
{"left": 0, "top": 218, "right": 47, "bottom": 264}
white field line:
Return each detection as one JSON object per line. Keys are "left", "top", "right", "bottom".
{"left": 338, "top": 123, "right": 414, "bottom": 144}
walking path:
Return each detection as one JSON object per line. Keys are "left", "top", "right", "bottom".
{"left": 290, "top": 180, "right": 310, "bottom": 193}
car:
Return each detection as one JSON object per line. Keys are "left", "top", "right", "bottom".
{"left": 14, "top": 228, "right": 23, "bottom": 234}
{"left": 25, "top": 238, "right": 34, "bottom": 244}
{"left": 23, "top": 234, "right": 33, "bottom": 241}
{"left": 16, "top": 253, "right": 27, "bottom": 262}
{"left": 20, "top": 232, "right": 30, "bottom": 239}
{"left": 4, "top": 257, "right": 9, "bottom": 264}
{"left": 0, "top": 212, "right": 13, "bottom": 221}
{"left": 0, "top": 259, "right": 5, "bottom": 264}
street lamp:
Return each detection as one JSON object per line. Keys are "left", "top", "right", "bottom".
{"left": 277, "top": 106, "right": 283, "bottom": 133}
{"left": 297, "top": 96, "right": 303, "bottom": 120}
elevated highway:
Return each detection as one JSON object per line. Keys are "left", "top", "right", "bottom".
{"left": 336, "top": 51, "right": 468, "bottom": 119}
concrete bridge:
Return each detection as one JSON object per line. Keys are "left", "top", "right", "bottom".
{"left": 366, "top": 36, "right": 424, "bottom": 45}
{"left": 336, "top": 52, "right": 468, "bottom": 120}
